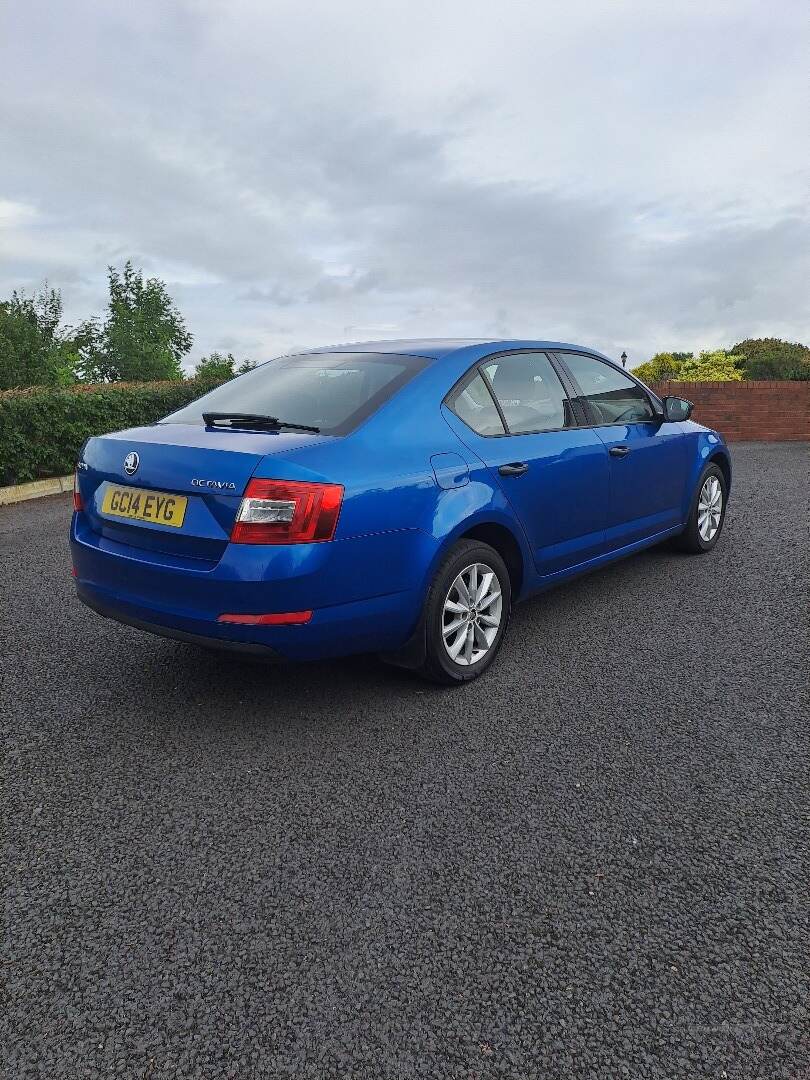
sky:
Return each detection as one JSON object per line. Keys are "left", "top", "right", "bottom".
{"left": 1, "top": 0, "right": 808, "bottom": 371}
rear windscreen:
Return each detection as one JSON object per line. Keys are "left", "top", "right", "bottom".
{"left": 162, "top": 352, "right": 429, "bottom": 436}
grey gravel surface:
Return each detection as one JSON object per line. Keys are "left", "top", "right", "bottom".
{"left": 2, "top": 442, "right": 808, "bottom": 1079}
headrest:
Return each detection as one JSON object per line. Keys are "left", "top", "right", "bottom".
{"left": 491, "top": 363, "right": 538, "bottom": 401}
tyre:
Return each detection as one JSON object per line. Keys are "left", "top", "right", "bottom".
{"left": 673, "top": 463, "right": 727, "bottom": 553}
{"left": 415, "top": 540, "right": 511, "bottom": 685}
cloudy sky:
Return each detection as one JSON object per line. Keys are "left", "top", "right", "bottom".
{"left": 1, "top": 0, "right": 808, "bottom": 370}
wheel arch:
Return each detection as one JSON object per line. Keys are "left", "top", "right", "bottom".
{"left": 379, "top": 515, "right": 528, "bottom": 671}
{"left": 457, "top": 521, "right": 525, "bottom": 599}
{"left": 707, "top": 448, "right": 731, "bottom": 493}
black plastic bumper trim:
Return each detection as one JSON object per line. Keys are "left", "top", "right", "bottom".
{"left": 76, "top": 585, "right": 283, "bottom": 659}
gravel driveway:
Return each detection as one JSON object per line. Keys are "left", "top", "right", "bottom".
{"left": 2, "top": 442, "right": 808, "bottom": 1079}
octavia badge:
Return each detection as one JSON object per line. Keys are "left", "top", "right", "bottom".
{"left": 123, "top": 451, "right": 139, "bottom": 476}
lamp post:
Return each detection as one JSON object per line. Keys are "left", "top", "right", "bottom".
{"left": 620, "top": 351, "right": 627, "bottom": 369}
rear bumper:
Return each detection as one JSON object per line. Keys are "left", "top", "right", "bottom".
{"left": 76, "top": 585, "right": 282, "bottom": 657}
{"left": 70, "top": 512, "right": 430, "bottom": 661}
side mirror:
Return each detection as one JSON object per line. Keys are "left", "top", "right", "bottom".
{"left": 663, "top": 395, "right": 693, "bottom": 422}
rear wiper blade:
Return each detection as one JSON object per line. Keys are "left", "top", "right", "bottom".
{"left": 202, "top": 412, "right": 320, "bottom": 434}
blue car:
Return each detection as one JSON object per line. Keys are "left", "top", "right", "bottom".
{"left": 72, "top": 340, "right": 731, "bottom": 683}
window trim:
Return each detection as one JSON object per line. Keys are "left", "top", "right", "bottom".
{"left": 443, "top": 349, "right": 589, "bottom": 438}
{"left": 552, "top": 351, "right": 663, "bottom": 428}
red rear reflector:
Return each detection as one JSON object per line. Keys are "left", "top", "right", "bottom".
{"left": 218, "top": 610, "right": 313, "bottom": 626}
{"left": 230, "top": 479, "right": 343, "bottom": 545}
{"left": 73, "top": 469, "right": 84, "bottom": 512}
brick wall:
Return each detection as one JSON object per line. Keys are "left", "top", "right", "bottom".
{"left": 650, "top": 381, "right": 810, "bottom": 441}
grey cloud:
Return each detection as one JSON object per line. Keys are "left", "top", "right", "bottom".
{"left": 0, "top": 0, "right": 807, "bottom": 366}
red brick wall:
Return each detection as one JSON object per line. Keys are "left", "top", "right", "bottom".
{"left": 649, "top": 381, "right": 810, "bottom": 441}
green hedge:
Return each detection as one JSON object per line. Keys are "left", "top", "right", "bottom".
{"left": 0, "top": 380, "right": 219, "bottom": 486}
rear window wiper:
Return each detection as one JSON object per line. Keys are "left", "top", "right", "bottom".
{"left": 202, "top": 412, "right": 320, "bottom": 434}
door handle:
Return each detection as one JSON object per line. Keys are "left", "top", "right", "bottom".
{"left": 609, "top": 445, "right": 630, "bottom": 458}
{"left": 498, "top": 462, "right": 529, "bottom": 477}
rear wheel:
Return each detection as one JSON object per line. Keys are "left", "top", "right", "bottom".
{"left": 416, "top": 540, "right": 511, "bottom": 684}
{"left": 673, "top": 463, "right": 727, "bottom": 553}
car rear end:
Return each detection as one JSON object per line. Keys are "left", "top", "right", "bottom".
{"left": 70, "top": 351, "right": 434, "bottom": 660}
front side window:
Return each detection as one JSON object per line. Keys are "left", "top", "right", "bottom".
{"left": 558, "top": 353, "right": 654, "bottom": 424}
{"left": 447, "top": 371, "right": 506, "bottom": 435}
{"left": 163, "top": 352, "right": 429, "bottom": 436}
{"left": 482, "top": 352, "right": 572, "bottom": 434}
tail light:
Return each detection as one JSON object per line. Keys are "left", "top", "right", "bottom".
{"left": 230, "top": 479, "right": 343, "bottom": 545}
{"left": 73, "top": 469, "right": 84, "bottom": 512}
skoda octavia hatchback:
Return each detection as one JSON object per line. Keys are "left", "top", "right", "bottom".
{"left": 72, "top": 340, "right": 730, "bottom": 683}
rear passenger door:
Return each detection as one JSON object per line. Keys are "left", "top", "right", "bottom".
{"left": 554, "top": 351, "right": 688, "bottom": 546}
{"left": 443, "top": 350, "right": 611, "bottom": 576}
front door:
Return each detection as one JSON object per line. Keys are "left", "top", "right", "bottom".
{"left": 554, "top": 351, "right": 688, "bottom": 547}
{"left": 443, "top": 350, "right": 611, "bottom": 576}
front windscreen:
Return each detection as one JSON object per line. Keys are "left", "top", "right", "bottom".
{"left": 162, "top": 352, "right": 429, "bottom": 436}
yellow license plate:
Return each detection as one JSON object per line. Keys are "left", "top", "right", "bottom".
{"left": 101, "top": 484, "right": 188, "bottom": 528}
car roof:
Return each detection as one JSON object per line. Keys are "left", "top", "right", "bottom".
{"left": 301, "top": 338, "right": 615, "bottom": 363}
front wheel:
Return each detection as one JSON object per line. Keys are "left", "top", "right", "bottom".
{"left": 416, "top": 540, "right": 511, "bottom": 685}
{"left": 673, "top": 464, "right": 727, "bottom": 553}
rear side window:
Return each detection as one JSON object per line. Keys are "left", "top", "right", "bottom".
{"left": 162, "top": 352, "right": 429, "bottom": 436}
{"left": 482, "top": 351, "right": 572, "bottom": 433}
{"left": 447, "top": 371, "right": 506, "bottom": 435}
{"left": 558, "top": 352, "right": 655, "bottom": 424}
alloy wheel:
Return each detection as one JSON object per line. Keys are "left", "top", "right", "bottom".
{"left": 441, "top": 562, "right": 503, "bottom": 666}
{"left": 697, "top": 475, "right": 723, "bottom": 542}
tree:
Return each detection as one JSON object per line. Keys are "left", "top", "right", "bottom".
{"left": 65, "top": 318, "right": 105, "bottom": 383}
{"left": 193, "top": 352, "right": 257, "bottom": 384}
{"left": 81, "top": 261, "right": 192, "bottom": 382}
{"left": 0, "top": 286, "right": 78, "bottom": 390}
{"left": 730, "top": 337, "right": 810, "bottom": 380}
{"left": 676, "top": 350, "right": 743, "bottom": 382}
{"left": 632, "top": 352, "right": 683, "bottom": 383}
{"left": 194, "top": 352, "right": 236, "bottom": 382}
